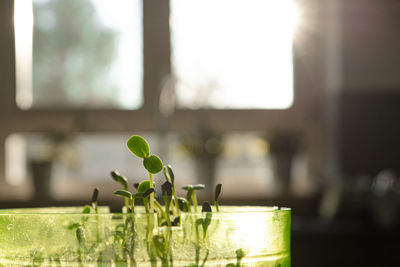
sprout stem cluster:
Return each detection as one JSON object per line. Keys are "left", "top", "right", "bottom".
{"left": 71, "top": 135, "right": 246, "bottom": 266}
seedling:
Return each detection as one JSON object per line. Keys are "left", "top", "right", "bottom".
{"left": 114, "top": 190, "right": 134, "bottom": 213}
{"left": 0, "top": 133, "right": 292, "bottom": 266}
{"left": 177, "top": 197, "right": 189, "bottom": 212}
{"left": 182, "top": 184, "right": 205, "bottom": 212}
{"left": 161, "top": 181, "right": 173, "bottom": 226}
{"left": 137, "top": 180, "right": 152, "bottom": 213}
{"left": 70, "top": 134, "right": 254, "bottom": 266}
{"left": 201, "top": 201, "right": 212, "bottom": 238}
{"left": 214, "top": 184, "right": 222, "bottom": 212}
{"left": 91, "top": 187, "right": 99, "bottom": 213}
{"left": 127, "top": 135, "right": 163, "bottom": 213}
{"left": 163, "top": 165, "right": 180, "bottom": 217}
{"left": 111, "top": 171, "right": 130, "bottom": 212}
{"left": 225, "top": 249, "right": 247, "bottom": 267}
{"left": 91, "top": 187, "right": 101, "bottom": 242}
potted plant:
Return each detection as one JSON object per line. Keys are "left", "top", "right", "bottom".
{"left": 28, "top": 132, "right": 78, "bottom": 201}
{"left": 0, "top": 135, "right": 291, "bottom": 266}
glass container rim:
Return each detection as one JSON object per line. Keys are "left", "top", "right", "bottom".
{"left": 0, "top": 205, "right": 291, "bottom": 216}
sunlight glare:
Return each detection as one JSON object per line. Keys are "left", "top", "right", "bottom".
{"left": 171, "top": 0, "right": 300, "bottom": 109}
{"left": 14, "top": 0, "right": 33, "bottom": 110}
{"left": 229, "top": 212, "right": 273, "bottom": 256}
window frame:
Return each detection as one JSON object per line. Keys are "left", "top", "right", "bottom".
{"left": 0, "top": 0, "right": 326, "bottom": 196}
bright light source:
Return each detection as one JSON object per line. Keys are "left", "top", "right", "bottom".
{"left": 171, "top": 0, "right": 299, "bottom": 109}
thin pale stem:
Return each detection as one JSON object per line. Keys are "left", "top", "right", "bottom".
{"left": 149, "top": 173, "right": 155, "bottom": 213}
{"left": 94, "top": 202, "right": 100, "bottom": 243}
{"left": 169, "top": 198, "right": 178, "bottom": 217}
{"left": 130, "top": 197, "right": 135, "bottom": 213}
{"left": 164, "top": 197, "right": 172, "bottom": 225}
{"left": 172, "top": 182, "right": 180, "bottom": 217}
{"left": 124, "top": 184, "right": 130, "bottom": 213}
{"left": 214, "top": 201, "right": 220, "bottom": 212}
{"left": 154, "top": 200, "right": 171, "bottom": 226}
{"left": 201, "top": 249, "right": 209, "bottom": 267}
{"left": 192, "top": 191, "right": 198, "bottom": 213}
{"left": 144, "top": 198, "right": 150, "bottom": 213}
{"left": 124, "top": 197, "right": 130, "bottom": 213}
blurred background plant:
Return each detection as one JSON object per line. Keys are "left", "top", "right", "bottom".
{"left": 28, "top": 131, "right": 79, "bottom": 200}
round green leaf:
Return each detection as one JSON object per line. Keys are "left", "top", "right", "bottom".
{"left": 137, "top": 180, "right": 150, "bottom": 193}
{"left": 143, "top": 155, "right": 163, "bottom": 174}
{"left": 127, "top": 135, "right": 150, "bottom": 159}
{"left": 133, "top": 192, "right": 144, "bottom": 198}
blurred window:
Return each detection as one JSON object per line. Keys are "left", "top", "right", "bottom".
{"left": 6, "top": 132, "right": 290, "bottom": 200}
{"left": 171, "top": 0, "right": 297, "bottom": 109}
{"left": 15, "top": 0, "right": 142, "bottom": 109}
{"left": 5, "top": 0, "right": 308, "bottom": 200}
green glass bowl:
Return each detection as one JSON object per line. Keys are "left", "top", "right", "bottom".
{"left": 0, "top": 206, "right": 290, "bottom": 266}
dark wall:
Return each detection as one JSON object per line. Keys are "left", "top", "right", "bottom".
{"left": 340, "top": 0, "right": 400, "bottom": 176}
{"left": 340, "top": 93, "right": 400, "bottom": 176}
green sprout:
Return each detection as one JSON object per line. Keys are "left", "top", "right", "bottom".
{"left": 137, "top": 180, "right": 151, "bottom": 192}
{"left": 192, "top": 201, "right": 212, "bottom": 266}
{"left": 76, "top": 227, "right": 85, "bottom": 264}
{"left": 161, "top": 181, "right": 173, "bottom": 226}
{"left": 77, "top": 135, "right": 245, "bottom": 266}
{"left": 20, "top": 134, "right": 258, "bottom": 266}
{"left": 111, "top": 171, "right": 128, "bottom": 189}
{"left": 137, "top": 180, "right": 152, "bottom": 213}
{"left": 111, "top": 171, "right": 130, "bottom": 212}
{"left": 68, "top": 204, "right": 93, "bottom": 265}
{"left": 113, "top": 187, "right": 155, "bottom": 265}
{"left": 225, "top": 248, "right": 246, "bottom": 267}
{"left": 235, "top": 248, "right": 246, "bottom": 266}
{"left": 182, "top": 184, "right": 205, "bottom": 212}
{"left": 114, "top": 184, "right": 155, "bottom": 214}
{"left": 177, "top": 197, "right": 189, "bottom": 212}
{"left": 201, "top": 201, "right": 212, "bottom": 238}
{"left": 163, "top": 165, "right": 180, "bottom": 217}
{"left": 91, "top": 187, "right": 101, "bottom": 243}
{"left": 91, "top": 187, "right": 99, "bottom": 213}
{"left": 114, "top": 190, "right": 135, "bottom": 213}
{"left": 214, "top": 184, "right": 222, "bottom": 212}
{"left": 127, "top": 135, "right": 163, "bottom": 214}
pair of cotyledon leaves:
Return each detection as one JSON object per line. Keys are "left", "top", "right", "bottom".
{"left": 127, "top": 135, "right": 163, "bottom": 174}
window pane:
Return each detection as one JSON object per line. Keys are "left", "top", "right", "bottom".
{"left": 5, "top": 132, "right": 289, "bottom": 200}
{"left": 171, "top": 0, "right": 297, "bottom": 109}
{"left": 16, "top": 0, "right": 142, "bottom": 109}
